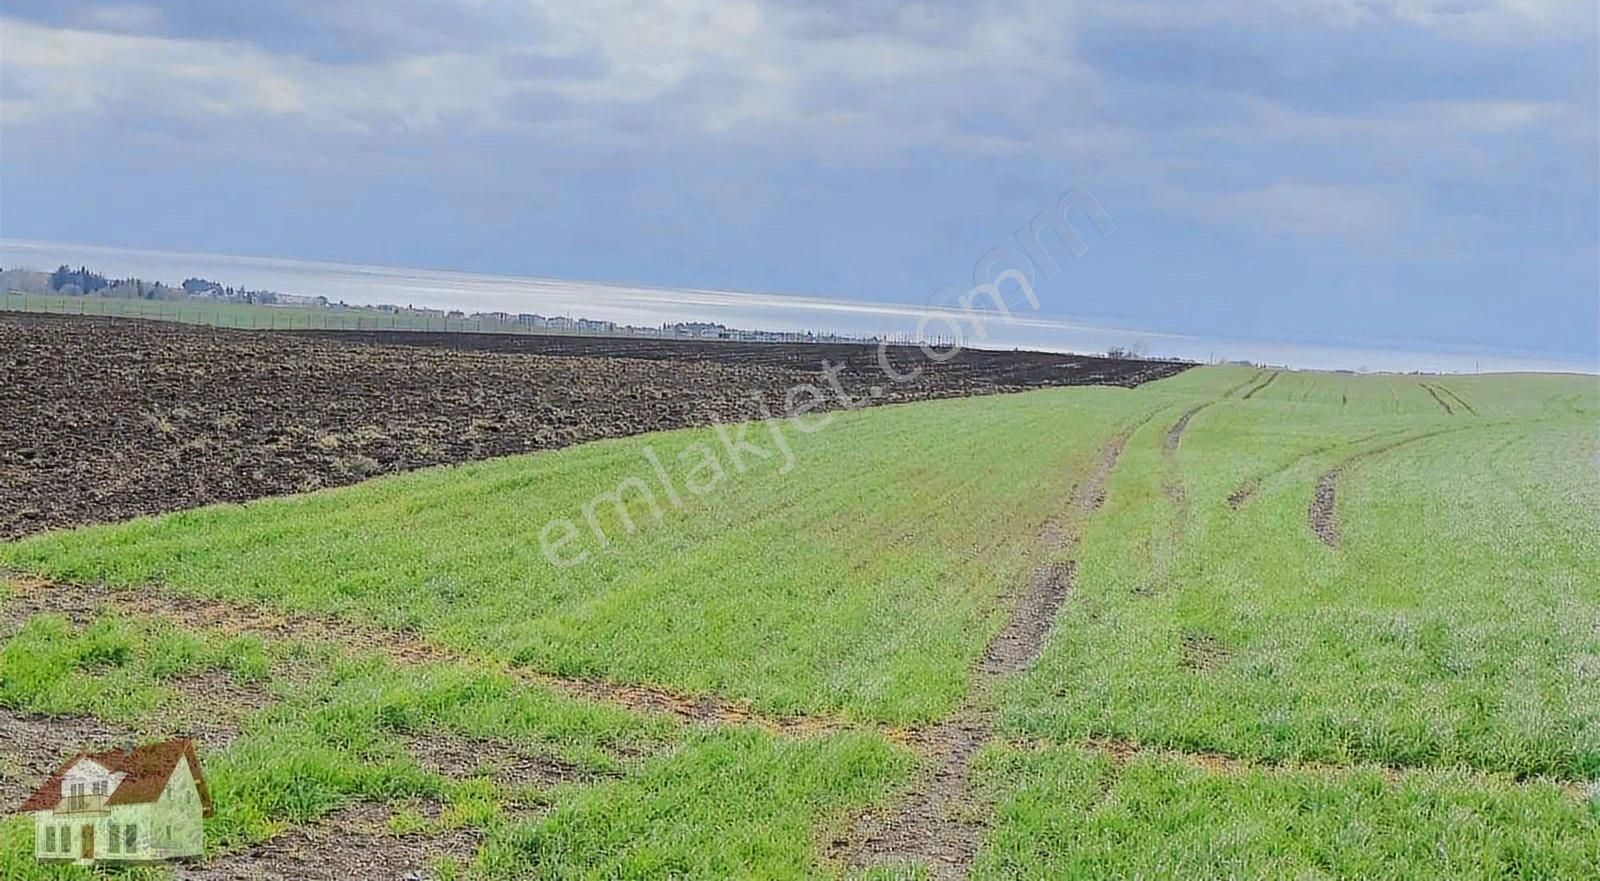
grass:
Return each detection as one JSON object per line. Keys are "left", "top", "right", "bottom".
{"left": 2, "top": 364, "right": 1597, "bottom": 878}
{"left": 1, "top": 388, "right": 1150, "bottom": 725}
{"left": 972, "top": 744, "right": 1600, "bottom": 880}
{"left": 475, "top": 728, "right": 909, "bottom": 880}
{"left": 1001, "top": 371, "right": 1600, "bottom": 779}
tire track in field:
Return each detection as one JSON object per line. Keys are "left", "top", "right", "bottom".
{"left": 0, "top": 575, "right": 850, "bottom": 738}
{"left": 1240, "top": 370, "right": 1281, "bottom": 400}
{"left": 1221, "top": 369, "right": 1266, "bottom": 399}
{"left": 1420, "top": 383, "right": 1455, "bottom": 415}
{"left": 840, "top": 415, "right": 1150, "bottom": 879}
{"left": 1433, "top": 383, "right": 1479, "bottom": 416}
{"left": 1163, "top": 402, "right": 1213, "bottom": 455}
{"left": 1225, "top": 427, "right": 1410, "bottom": 513}
{"left": 1307, "top": 422, "right": 1499, "bottom": 548}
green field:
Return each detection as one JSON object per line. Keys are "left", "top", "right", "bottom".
{"left": 1, "top": 291, "right": 558, "bottom": 335}
{"left": 3, "top": 365, "right": 1597, "bottom": 878}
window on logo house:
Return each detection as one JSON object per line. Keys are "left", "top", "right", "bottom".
{"left": 125, "top": 823, "right": 137, "bottom": 851}
{"left": 45, "top": 826, "right": 54, "bottom": 851}
{"left": 60, "top": 827, "right": 70, "bottom": 852}
{"left": 93, "top": 780, "right": 107, "bottom": 795}
{"left": 109, "top": 823, "right": 121, "bottom": 854}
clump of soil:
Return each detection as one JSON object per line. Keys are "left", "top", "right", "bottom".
{"left": 1179, "top": 633, "right": 1232, "bottom": 671}
{"left": 1226, "top": 481, "right": 1259, "bottom": 510}
{"left": 1309, "top": 469, "right": 1342, "bottom": 548}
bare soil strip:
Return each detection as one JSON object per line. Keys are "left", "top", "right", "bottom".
{"left": 173, "top": 800, "right": 489, "bottom": 881}
{"left": 841, "top": 421, "right": 1145, "bottom": 878}
{"left": 1421, "top": 383, "right": 1455, "bottom": 415}
{"left": 1, "top": 576, "right": 849, "bottom": 738}
{"left": 1163, "top": 403, "right": 1213, "bottom": 455}
{"left": 1240, "top": 370, "right": 1281, "bottom": 400}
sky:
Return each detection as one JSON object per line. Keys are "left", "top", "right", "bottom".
{"left": 2, "top": 1, "right": 1597, "bottom": 372}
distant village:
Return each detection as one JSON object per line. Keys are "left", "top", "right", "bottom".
{"left": 1, "top": 264, "right": 878, "bottom": 344}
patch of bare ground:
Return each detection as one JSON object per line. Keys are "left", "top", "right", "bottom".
{"left": 1179, "top": 633, "right": 1232, "bottom": 671}
{"left": 1421, "top": 383, "right": 1455, "bottom": 415}
{"left": 160, "top": 670, "right": 280, "bottom": 753}
{"left": 2, "top": 576, "right": 851, "bottom": 738}
{"left": 1309, "top": 468, "right": 1343, "bottom": 548}
{"left": 174, "top": 800, "right": 484, "bottom": 881}
{"left": 1240, "top": 370, "right": 1281, "bottom": 400}
{"left": 400, "top": 732, "right": 597, "bottom": 786}
{"left": 1226, "top": 480, "right": 1259, "bottom": 510}
{"left": 0, "top": 708, "right": 142, "bottom": 813}
{"left": 840, "top": 421, "right": 1146, "bottom": 878}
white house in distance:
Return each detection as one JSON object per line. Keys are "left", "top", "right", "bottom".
{"left": 20, "top": 738, "right": 212, "bottom": 867}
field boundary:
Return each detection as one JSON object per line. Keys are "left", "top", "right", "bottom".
{"left": 0, "top": 575, "right": 860, "bottom": 739}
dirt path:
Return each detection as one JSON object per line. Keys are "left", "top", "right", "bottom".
{"left": 1, "top": 576, "right": 851, "bottom": 739}
{"left": 840, "top": 419, "right": 1144, "bottom": 878}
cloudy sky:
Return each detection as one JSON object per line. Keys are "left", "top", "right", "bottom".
{"left": 2, "top": 1, "right": 1596, "bottom": 368}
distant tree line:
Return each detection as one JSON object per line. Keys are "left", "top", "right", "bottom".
{"left": 49, "top": 265, "right": 109, "bottom": 294}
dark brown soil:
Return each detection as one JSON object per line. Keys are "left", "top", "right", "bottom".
{"left": 1179, "top": 633, "right": 1232, "bottom": 671}
{"left": 1226, "top": 481, "right": 1260, "bottom": 510}
{"left": 0, "top": 312, "right": 1191, "bottom": 540}
{"left": 1309, "top": 468, "right": 1343, "bottom": 547}
{"left": 400, "top": 732, "right": 595, "bottom": 785}
{"left": 174, "top": 801, "right": 483, "bottom": 881}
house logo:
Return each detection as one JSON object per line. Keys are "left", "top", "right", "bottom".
{"left": 19, "top": 738, "right": 212, "bottom": 867}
